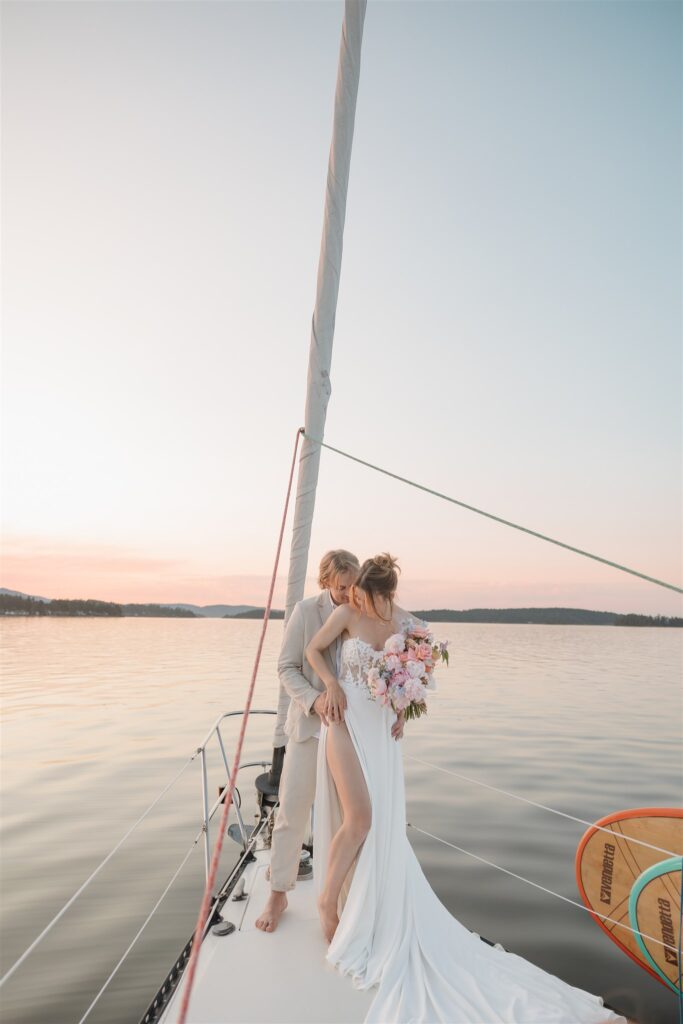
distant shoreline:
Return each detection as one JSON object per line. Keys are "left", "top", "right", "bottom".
{"left": 0, "top": 590, "right": 680, "bottom": 626}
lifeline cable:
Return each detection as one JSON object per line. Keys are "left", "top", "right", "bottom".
{"left": 303, "top": 432, "right": 682, "bottom": 595}
{"left": 407, "top": 822, "right": 679, "bottom": 956}
{"left": 77, "top": 836, "right": 199, "bottom": 1024}
{"left": 176, "top": 426, "right": 302, "bottom": 1024}
{"left": 405, "top": 754, "right": 679, "bottom": 858}
{"left": 0, "top": 751, "right": 198, "bottom": 990}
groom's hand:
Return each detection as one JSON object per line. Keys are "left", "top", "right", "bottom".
{"left": 312, "top": 692, "right": 329, "bottom": 726}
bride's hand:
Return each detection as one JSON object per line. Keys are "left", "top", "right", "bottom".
{"left": 391, "top": 710, "right": 405, "bottom": 741}
{"left": 326, "top": 681, "right": 347, "bottom": 724}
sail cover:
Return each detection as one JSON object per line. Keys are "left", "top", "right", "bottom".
{"left": 274, "top": 0, "right": 367, "bottom": 746}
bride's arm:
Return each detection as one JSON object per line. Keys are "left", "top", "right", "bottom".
{"left": 305, "top": 604, "right": 353, "bottom": 724}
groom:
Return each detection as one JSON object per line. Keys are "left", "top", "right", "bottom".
{"left": 255, "top": 548, "right": 360, "bottom": 933}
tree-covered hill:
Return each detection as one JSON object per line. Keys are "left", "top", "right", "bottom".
{"left": 0, "top": 594, "right": 197, "bottom": 617}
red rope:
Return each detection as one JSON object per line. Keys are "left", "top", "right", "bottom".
{"left": 177, "top": 426, "right": 303, "bottom": 1024}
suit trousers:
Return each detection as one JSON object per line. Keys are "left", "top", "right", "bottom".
{"left": 269, "top": 734, "right": 319, "bottom": 892}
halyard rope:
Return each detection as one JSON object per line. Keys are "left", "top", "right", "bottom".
{"left": 302, "top": 432, "right": 682, "bottom": 595}
{"left": 176, "top": 426, "right": 302, "bottom": 1024}
{"left": 405, "top": 754, "right": 679, "bottom": 858}
{"left": 77, "top": 803, "right": 278, "bottom": 1023}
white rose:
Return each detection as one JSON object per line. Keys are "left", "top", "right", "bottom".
{"left": 384, "top": 633, "right": 405, "bottom": 655}
{"left": 406, "top": 660, "right": 426, "bottom": 678}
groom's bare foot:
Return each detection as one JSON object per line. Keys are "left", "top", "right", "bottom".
{"left": 255, "top": 890, "right": 288, "bottom": 932}
{"left": 317, "top": 894, "right": 339, "bottom": 944}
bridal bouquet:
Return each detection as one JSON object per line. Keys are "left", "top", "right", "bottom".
{"left": 367, "top": 624, "right": 449, "bottom": 721}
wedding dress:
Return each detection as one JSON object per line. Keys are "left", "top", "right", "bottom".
{"left": 312, "top": 628, "right": 627, "bottom": 1024}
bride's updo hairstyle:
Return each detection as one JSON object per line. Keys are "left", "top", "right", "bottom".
{"left": 352, "top": 553, "right": 400, "bottom": 622}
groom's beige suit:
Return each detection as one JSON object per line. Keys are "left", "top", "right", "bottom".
{"left": 269, "top": 589, "right": 340, "bottom": 892}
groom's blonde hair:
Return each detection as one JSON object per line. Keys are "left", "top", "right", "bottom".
{"left": 318, "top": 549, "right": 360, "bottom": 589}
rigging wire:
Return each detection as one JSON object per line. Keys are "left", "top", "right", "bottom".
{"left": 176, "top": 426, "right": 303, "bottom": 1024}
{"left": 407, "top": 821, "right": 678, "bottom": 956}
{"left": 77, "top": 836, "right": 200, "bottom": 1024}
{"left": 405, "top": 754, "right": 679, "bottom": 858}
{"left": 0, "top": 751, "right": 198, "bottom": 990}
{"left": 77, "top": 802, "right": 278, "bottom": 1024}
{"left": 302, "top": 431, "right": 682, "bottom": 595}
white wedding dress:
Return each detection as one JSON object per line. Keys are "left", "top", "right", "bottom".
{"left": 313, "top": 631, "right": 627, "bottom": 1024}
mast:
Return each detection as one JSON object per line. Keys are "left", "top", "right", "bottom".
{"left": 273, "top": 0, "right": 367, "bottom": 748}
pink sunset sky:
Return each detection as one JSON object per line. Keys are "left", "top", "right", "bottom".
{"left": 2, "top": 2, "right": 681, "bottom": 617}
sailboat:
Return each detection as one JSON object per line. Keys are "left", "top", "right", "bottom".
{"left": 135, "top": 3, "right": 646, "bottom": 1022}
{"left": 1, "top": 3, "right": 677, "bottom": 1022}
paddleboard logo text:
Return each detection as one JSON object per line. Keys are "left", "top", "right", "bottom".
{"left": 599, "top": 843, "right": 615, "bottom": 905}
{"left": 658, "top": 897, "right": 678, "bottom": 966}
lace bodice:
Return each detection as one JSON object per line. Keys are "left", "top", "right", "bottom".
{"left": 339, "top": 637, "right": 381, "bottom": 694}
{"left": 339, "top": 615, "right": 424, "bottom": 697}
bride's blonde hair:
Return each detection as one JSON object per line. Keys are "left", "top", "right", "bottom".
{"left": 351, "top": 553, "right": 400, "bottom": 622}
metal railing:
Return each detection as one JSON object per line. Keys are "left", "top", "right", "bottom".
{"left": 0, "top": 707, "right": 277, "bottom": 995}
{"left": 195, "top": 709, "right": 276, "bottom": 878}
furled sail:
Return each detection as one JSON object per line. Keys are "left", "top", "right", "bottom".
{"left": 273, "top": 0, "right": 367, "bottom": 747}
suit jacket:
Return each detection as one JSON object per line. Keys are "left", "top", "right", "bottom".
{"left": 279, "top": 591, "right": 340, "bottom": 744}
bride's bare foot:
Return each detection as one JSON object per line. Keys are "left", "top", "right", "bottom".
{"left": 317, "top": 893, "right": 339, "bottom": 944}
{"left": 255, "top": 890, "right": 288, "bottom": 932}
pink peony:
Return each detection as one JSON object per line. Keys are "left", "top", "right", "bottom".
{"left": 393, "top": 689, "right": 411, "bottom": 712}
{"left": 405, "top": 678, "right": 426, "bottom": 702}
{"left": 406, "top": 659, "right": 425, "bottom": 679}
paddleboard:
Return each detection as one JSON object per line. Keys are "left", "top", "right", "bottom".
{"left": 629, "top": 855, "right": 682, "bottom": 994}
{"left": 575, "top": 807, "right": 683, "bottom": 987}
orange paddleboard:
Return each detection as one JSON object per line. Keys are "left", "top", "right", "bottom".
{"left": 575, "top": 807, "right": 683, "bottom": 987}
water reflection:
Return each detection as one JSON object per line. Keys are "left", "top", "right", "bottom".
{"left": 1, "top": 618, "right": 680, "bottom": 1023}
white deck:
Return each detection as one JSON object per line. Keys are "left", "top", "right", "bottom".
{"left": 161, "top": 847, "right": 374, "bottom": 1023}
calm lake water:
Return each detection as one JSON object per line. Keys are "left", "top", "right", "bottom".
{"left": 0, "top": 618, "right": 680, "bottom": 1024}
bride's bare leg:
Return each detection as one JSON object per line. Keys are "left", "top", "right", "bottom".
{"left": 318, "top": 720, "right": 371, "bottom": 943}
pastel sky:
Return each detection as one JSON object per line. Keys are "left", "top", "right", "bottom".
{"left": 2, "top": 1, "right": 681, "bottom": 615}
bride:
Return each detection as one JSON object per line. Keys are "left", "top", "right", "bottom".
{"left": 305, "top": 553, "right": 628, "bottom": 1024}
